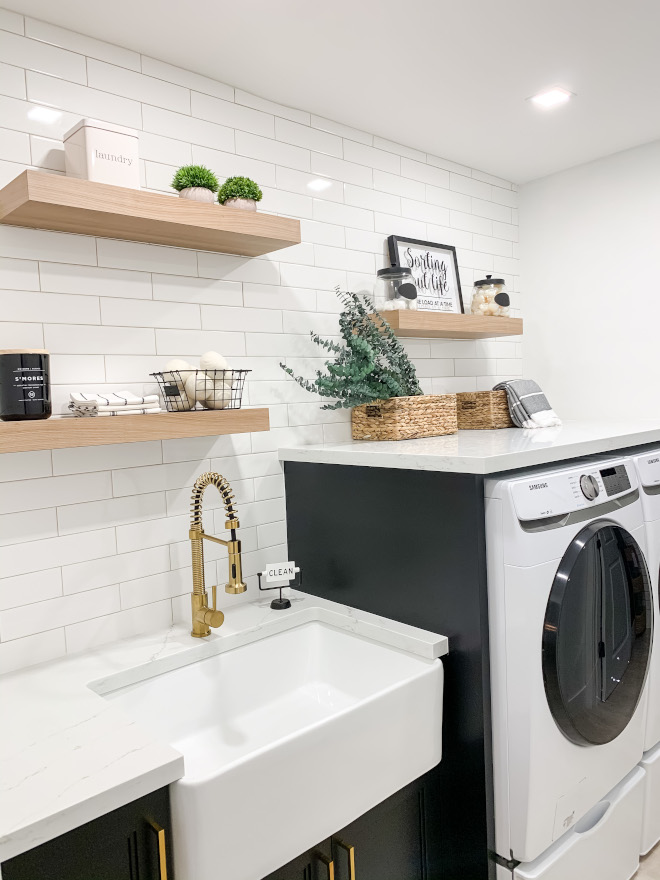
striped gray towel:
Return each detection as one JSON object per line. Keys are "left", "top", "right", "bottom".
{"left": 493, "top": 380, "right": 562, "bottom": 429}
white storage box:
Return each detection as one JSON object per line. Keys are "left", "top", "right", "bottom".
{"left": 64, "top": 118, "right": 139, "bottom": 188}
{"left": 495, "top": 766, "right": 645, "bottom": 880}
{"left": 641, "top": 741, "right": 660, "bottom": 855}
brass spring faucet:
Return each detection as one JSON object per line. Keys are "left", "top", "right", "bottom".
{"left": 189, "top": 471, "right": 247, "bottom": 638}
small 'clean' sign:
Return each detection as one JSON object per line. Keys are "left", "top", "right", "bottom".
{"left": 265, "top": 561, "right": 297, "bottom": 583}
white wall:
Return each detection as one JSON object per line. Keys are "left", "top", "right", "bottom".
{"left": 520, "top": 139, "right": 660, "bottom": 420}
{"left": 0, "top": 7, "right": 520, "bottom": 673}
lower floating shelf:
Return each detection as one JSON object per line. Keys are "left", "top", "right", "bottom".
{"left": 381, "top": 310, "right": 523, "bottom": 339}
{"left": 0, "top": 408, "right": 270, "bottom": 453}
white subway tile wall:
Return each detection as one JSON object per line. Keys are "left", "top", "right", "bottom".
{"left": 0, "top": 8, "right": 520, "bottom": 672}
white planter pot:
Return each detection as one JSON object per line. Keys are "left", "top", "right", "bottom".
{"left": 178, "top": 187, "right": 216, "bottom": 203}
{"left": 222, "top": 198, "right": 257, "bottom": 211}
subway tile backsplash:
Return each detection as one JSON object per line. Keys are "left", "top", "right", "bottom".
{"left": 0, "top": 7, "right": 520, "bottom": 672}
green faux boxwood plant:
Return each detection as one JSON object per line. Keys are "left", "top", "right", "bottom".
{"left": 217, "top": 176, "right": 263, "bottom": 205}
{"left": 280, "top": 288, "right": 422, "bottom": 410}
{"left": 171, "top": 165, "right": 219, "bottom": 193}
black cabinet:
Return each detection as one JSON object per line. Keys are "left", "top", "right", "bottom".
{"left": 263, "top": 776, "right": 430, "bottom": 880}
{"left": 285, "top": 462, "right": 494, "bottom": 879}
{"left": 1, "top": 787, "right": 172, "bottom": 880}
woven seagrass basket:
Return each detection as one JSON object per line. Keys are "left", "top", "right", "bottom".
{"left": 456, "top": 390, "right": 514, "bottom": 430}
{"left": 351, "top": 394, "right": 458, "bottom": 441}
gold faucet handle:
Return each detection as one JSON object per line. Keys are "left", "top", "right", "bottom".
{"left": 194, "top": 606, "right": 225, "bottom": 628}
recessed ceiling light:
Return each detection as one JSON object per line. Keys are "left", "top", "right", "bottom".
{"left": 28, "top": 106, "right": 62, "bottom": 124}
{"left": 307, "top": 178, "right": 332, "bottom": 192}
{"left": 529, "top": 87, "right": 573, "bottom": 108}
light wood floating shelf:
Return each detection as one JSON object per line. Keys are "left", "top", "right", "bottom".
{"left": 0, "top": 171, "right": 301, "bottom": 256}
{"left": 381, "top": 311, "right": 523, "bottom": 339}
{"left": 0, "top": 408, "right": 270, "bottom": 453}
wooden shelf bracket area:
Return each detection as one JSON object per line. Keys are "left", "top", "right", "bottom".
{"left": 0, "top": 408, "right": 270, "bottom": 453}
{"left": 381, "top": 310, "right": 523, "bottom": 339}
{"left": 0, "top": 171, "right": 301, "bottom": 257}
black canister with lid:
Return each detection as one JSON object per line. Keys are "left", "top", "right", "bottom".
{"left": 0, "top": 349, "right": 51, "bottom": 421}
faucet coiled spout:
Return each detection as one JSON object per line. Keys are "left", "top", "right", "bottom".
{"left": 189, "top": 471, "right": 247, "bottom": 638}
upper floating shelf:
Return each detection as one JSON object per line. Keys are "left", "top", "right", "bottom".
{"left": 0, "top": 408, "right": 270, "bottom": 453}
{"left": 0, "top": 171, "right": 301, "bottom": 257}
{"left": 382, "top": 310, "right": 523, "bottom": 339}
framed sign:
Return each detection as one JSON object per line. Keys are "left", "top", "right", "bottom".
{"left": 388, "top": 235, "right": 464, "bottom": 313}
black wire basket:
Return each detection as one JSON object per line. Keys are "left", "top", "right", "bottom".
{"left": 151, "top": 369, "right": 250, "bottom": 412}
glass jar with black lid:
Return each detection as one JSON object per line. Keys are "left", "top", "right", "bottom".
{"left": 0, "top": 349, "right": 51, "bottom": 421}
{"left": 470, "top": 275, "right": 510, "bottom": 316}
{"left": 376, "top": 266, "right": 418, "bottom": 311}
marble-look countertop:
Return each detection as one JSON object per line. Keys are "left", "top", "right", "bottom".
{"left": 0, "top": 592, "right": 448, "bottom": 863}
{"left": 279, "top": 420, "right": 660, "bottom": 475}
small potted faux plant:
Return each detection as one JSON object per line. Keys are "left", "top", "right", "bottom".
{"left": 171, "top": 164, "right": 219, "bottom": 203}
{"left": 217, "top": 176, "right": 263, "bottom": 211}
{"left": 280, "top": 289, "right": 458, "bottom": 441}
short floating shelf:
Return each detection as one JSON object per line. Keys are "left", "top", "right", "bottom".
{"left": 381, "top": 310, "right": 523, "bottom": 340}
{"left": 0, "top": 408, "right": 270, "bottom": 453}
{"left": 0, "top": 171, "right": 301, "bottom": 257}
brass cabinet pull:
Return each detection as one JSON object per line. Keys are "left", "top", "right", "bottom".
{"left": 314, "top": 850, "right": 335, "bottom": 880}
{"left": 333, "top": 838, "right": 356, "bottom": 880}
{"left": 147, "top": 819, "right": 168, "bottom": 880}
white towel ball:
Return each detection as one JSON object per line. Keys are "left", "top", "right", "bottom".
{"left": 165, "top": 358, "right": 191, "bottom": 372}
{"left": 185, "top": 373, "right": 219, "bottom": 407}
{"left": 202, "top": 379, "right": 234, "bottom": 409}
{"left": 164, "top": 358, "right": 194, "bottom": 389}
{"left": 200, "top": 351, "right": 230, "bottom": 372}
{"left": 165, "top": 358, "right": 194, "bottom": 382}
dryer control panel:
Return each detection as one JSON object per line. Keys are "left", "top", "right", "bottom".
{"left": 511, "top": 460, "right": 636, "bottom": 521}
{"left": 633, "top": 450, "right": 660, "bottom": 488}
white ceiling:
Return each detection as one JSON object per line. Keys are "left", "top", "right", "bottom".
{"left": 7, "top": 0, "right": 660, "bottom": 182}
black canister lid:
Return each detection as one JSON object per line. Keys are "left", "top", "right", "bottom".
{"left": 474, "top": 274, "right": 505, "bottom": 287}
{"left": 377, "top": 266, "right": 413, "bottom": 278}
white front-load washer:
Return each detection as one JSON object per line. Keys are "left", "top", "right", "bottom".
{"left": 486, "top": 456, "right": 652, "bottom": 876}
{"left": 628, "top": 445, "right": 660, "bottom": 854}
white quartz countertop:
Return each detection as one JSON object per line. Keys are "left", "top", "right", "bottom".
{"left": 0, "top": 592, "right": 447, "bottom": 863}
{"left": 279, "top": 420, "right": 660, "bottom": 475}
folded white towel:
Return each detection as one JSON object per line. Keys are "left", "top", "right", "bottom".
{"left": 69, "top": 405, "right": 161, "bottom": 417}
{"left": 99, "top": 407, "right": 161, "bottom": 416}
{"left": 96, "top": 402, "right": 161, "bottom": 413}
{"left": 70, "top": 391, "right": 160, "bottom": 408}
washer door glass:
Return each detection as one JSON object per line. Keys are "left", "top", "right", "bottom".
{"left": 543, "top": 523, "right": 651, "bottom": 745}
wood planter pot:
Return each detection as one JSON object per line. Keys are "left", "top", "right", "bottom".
{"left": 351, "top": 394, "right": 458, "bottom": 441}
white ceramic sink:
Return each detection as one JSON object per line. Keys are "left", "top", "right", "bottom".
{"left": 105, "top": 621, "right": 444, "bottom": 880}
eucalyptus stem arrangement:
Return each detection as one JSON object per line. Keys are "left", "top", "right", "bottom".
{"left": 280, "top": 289, "right": 422, "bottom": 410}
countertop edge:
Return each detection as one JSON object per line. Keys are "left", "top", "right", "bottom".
{"left": 278, "top": 422, "right": 660, "bottom": 475}
{"left": 0, "top": 757, "right": 184, "bottom": 864}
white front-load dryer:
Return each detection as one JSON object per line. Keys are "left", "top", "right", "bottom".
{"left": 628, "top": 445, "right": 660, "bottom": 854}
{"left": 486, "top": 456, "right": 652, "bottom": 873}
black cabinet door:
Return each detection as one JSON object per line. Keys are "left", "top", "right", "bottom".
{"left": 263, "top": 779, "right": 429, "bottom": 880}
{"left": 262, "top": 838, "right": 334, "bottom": 880}
{"left": 1, "top": 787, "right": 172, "bottom": 880}
{"left": 332, "top": 778, "right": 427, "bottom": 880}
{"left": 262, "top": 849, "right": 313, "bottom": 880}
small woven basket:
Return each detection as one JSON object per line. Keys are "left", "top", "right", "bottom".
{"left": 351, "top": 394, "right": 458, "bottom": 441}
{"left": 456, "top": 390, "right": 514, "bottom": 430}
